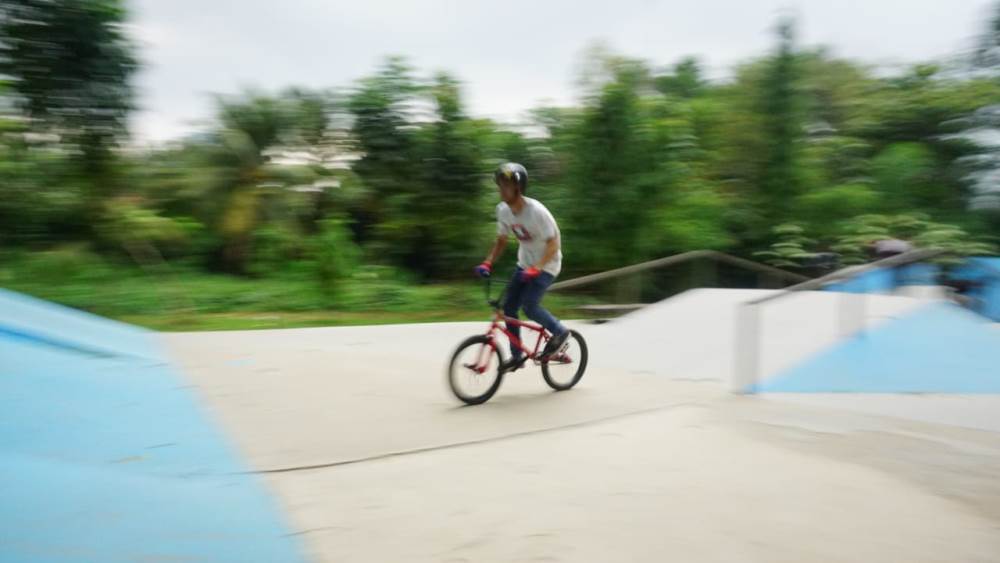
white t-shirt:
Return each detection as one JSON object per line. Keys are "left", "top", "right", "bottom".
{"left": 496, "top": 197, "right": 562, "bottom": 277}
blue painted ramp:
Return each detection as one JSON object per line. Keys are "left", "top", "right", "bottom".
{"left": 753, "top": 302, "right": 1000, "bottom": 393}
{"left": 824, "top": 264, "right": 939, "bottom": 294}
{"left": 0, "top": 288, "right": 154, "bottom": 359}
{"left": 0, "top": 290, "right": 307, "bottom": 562}
{"left": 823, "top": 257, "right": 1000, "bottom": 323}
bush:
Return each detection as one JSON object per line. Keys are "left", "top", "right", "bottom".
{"left": 312, "top": 217, "right": 361, "bottom": 301}
{"left": 248, "top": 223, "right": 301, "bottom": 276}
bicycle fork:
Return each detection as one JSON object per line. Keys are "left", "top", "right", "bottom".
{"left": 465, "top": 337, "right": 498, "bottom": 374}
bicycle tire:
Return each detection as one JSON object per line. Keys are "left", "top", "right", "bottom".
{"left": 541, "top": 329, "right": 588, "bottom": 391}
{"left": 448, "top": 335, "right": 504, "bottom": 405}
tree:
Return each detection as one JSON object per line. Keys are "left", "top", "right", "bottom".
{"left": 0, "top": 0, "right": 137, "bottom": 203}
{"left": 757, "top": 18, "right": 804, "bottom": 223}
{"left": 416, "top": 73, "right": 483, "bottom": 277}
{"left": 347, "top": 56, "right": 420, "bottom": 246}
{"left": 312, "top": 216, "right": 360, "bottom": 299}
{"left": 973, "top": 1, "right": 1000, "bottom": 74}
{"left": 965, "top": 2, "right": 1000, "bottom": 221}
{"left": 7, "top": 12, "right": 1000, "bottom": 301}
{"left": 707, "top": 34, "right": 807, "bottom": 247}
{"left": 371, "top": 72, "right": 486, "bottom": 278}
{"left": 0, "top": 130, "right": 89, "bottom": 245}
{"left": 179, "top": 90, "right": 333, "bottom": 273}
{"left": 870, "top": 142, "right": 939, "bottom": 211}
{"left": 654, "top": 57, "right": 705, "bottom": 99}
{"left": 798, "top": 51, "right": 875, "bottom": 136}
{"left": 565, "top": 57, "right": 654, "bottom": 271}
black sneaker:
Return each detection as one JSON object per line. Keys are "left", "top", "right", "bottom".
{"left": 540, "top": 330, "right": 569, "bottom": 359}
{"left": 500, "top": 356, "right": 526, "bottom": 373}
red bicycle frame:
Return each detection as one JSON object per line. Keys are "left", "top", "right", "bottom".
{"left": 466, "top": 314, "right": 548, "bottom": 375}
{"left": 487, "top": 310, "right": 550, "bottom": 359}
{"left": 464, "top": 277, "right": 569, "bottom": 374}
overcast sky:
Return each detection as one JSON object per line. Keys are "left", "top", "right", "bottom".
{"left": 127, "top": 0, "right": 996, "bottom": 144}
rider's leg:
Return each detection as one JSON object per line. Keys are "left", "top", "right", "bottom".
{"left": 503, "top": 268, "right": 527, "bottom": 361}
{"left": 521, "top": 272, "right": 568, "bottom": 352}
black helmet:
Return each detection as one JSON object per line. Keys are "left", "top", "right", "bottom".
{"left": 494, "top": 162, "right": 528, "bottom": 193}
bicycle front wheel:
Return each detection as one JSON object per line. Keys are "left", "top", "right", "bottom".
{"left": 448, "top": 335, "right": 504, "bottom": 405}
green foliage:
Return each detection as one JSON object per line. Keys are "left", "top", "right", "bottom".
{"left": 654, "top": 184, "right": 733, "bottom": 252}
{"left": 0, "top": 144, "right": 88, "bottom": 244}
{"left": 347, "top": 57, "right": 418, "bottom": 204}
{"left": 312, "top": 217, "right": 360, "bottom": 299}
{"left": 4, "top": 8, "right": 1000, "bottom": 328}
{"left": 832, "top": 214, "right": 997, "bottom": 265}
{"left": 565, "top": 56, "right": 664, "bottom": 270}
{"left": 757, "top": 18, "right": 805, "bottom": 222}
{"left": 871, "top": 143, "right": 938, "bottom": 211}
{"left": 0, "top": 0, "right": 137, "bottom": 194}
{"left": 754, "top": 224, "right": 817, "bottom": 269}
{"left": 248, "top": 223, "right": 302, "bottom": 276}
{"left": 655, "top": 57, "right": 705, "bottom": 99}
{"left": 216, "top": 92, "right": 293, "bottom": 160}
{"left": 347, "top": 66, "right": 487, "bottom": 278}
{"left": 97, "top": 198, "right": 190, "bottom": 254}
{"left": 796, "top": 183, "right": 882, "bottom": 239}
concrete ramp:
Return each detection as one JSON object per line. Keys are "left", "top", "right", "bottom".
{"left": 162, "top": 299, "right": 1000, "bottom": 563}
{"left": 586, "top": 288, "right": 928, "bottom": 387}
{"left": 162, "top": 321, "right": 693, "bottom": 471}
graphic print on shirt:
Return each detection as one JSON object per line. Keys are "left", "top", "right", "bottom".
{"left": 511, "top": 223, "right": 533, "bottom": 242}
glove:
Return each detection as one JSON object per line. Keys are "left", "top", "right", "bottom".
{"left": 475, "top": 261, "right": 493, "bottom": 278}
{"left": 520, "top": 266, "right": 541, "bottom": 282}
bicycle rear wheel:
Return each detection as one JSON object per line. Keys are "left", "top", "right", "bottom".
{"left": 448, "top": 335, "right": 504, "bottom": 405}
{"left": 541, "top": 329, "right": 588, "bottom": 391}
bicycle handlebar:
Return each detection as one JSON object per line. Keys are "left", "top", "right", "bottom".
{"left": 484, "top": 275, "right": 509, "bottom": 310}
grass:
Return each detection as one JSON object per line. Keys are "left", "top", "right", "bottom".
{"left": 121, "top": 309, "right": 495, "bottom": 332}
{"left": 0, "top": 249, "right": 593, "bottom": 331}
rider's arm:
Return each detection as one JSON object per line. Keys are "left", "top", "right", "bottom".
{"left": 485, "top": 235, "right": 507, "bottom": 264}
{"left": 532, "top": 237, "right": 559, "bottom": 270}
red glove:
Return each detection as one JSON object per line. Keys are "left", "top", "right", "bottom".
{"left": 475, "top": 261, "right": 493, "bottom": 278}
{"left": 520, "top": 266, "right": 541, "bottom": 282}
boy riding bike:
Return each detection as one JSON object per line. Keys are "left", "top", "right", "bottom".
{"left": 475, "top": 162, "right": 569, "bottom": 373}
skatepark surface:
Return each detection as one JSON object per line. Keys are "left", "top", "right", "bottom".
{"left": 5, "top": 286, "right": 1000, "bottom": 562}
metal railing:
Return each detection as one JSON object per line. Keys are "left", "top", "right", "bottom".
{"left": 733, "top": 248, "right": 949, "bottom": 393}
{"left": 549, "top": 251, "right": 811, "bottom": 318}
{"left": 549, "top": 250, "right": 810, "bottom": 292}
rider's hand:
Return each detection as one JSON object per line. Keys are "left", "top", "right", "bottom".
{"left": 521, "top": 266, "right": 541, "bottom": 282}
{"left": 475, "top": 261, "right": 493, "bottom": 278}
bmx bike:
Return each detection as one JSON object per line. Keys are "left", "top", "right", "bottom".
{"left": 447, "top": 276, "right": 588, "bottom": 405}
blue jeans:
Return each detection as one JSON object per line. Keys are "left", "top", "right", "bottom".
{"left": 504, "top": 267, "right": 567, "bottom": 360}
